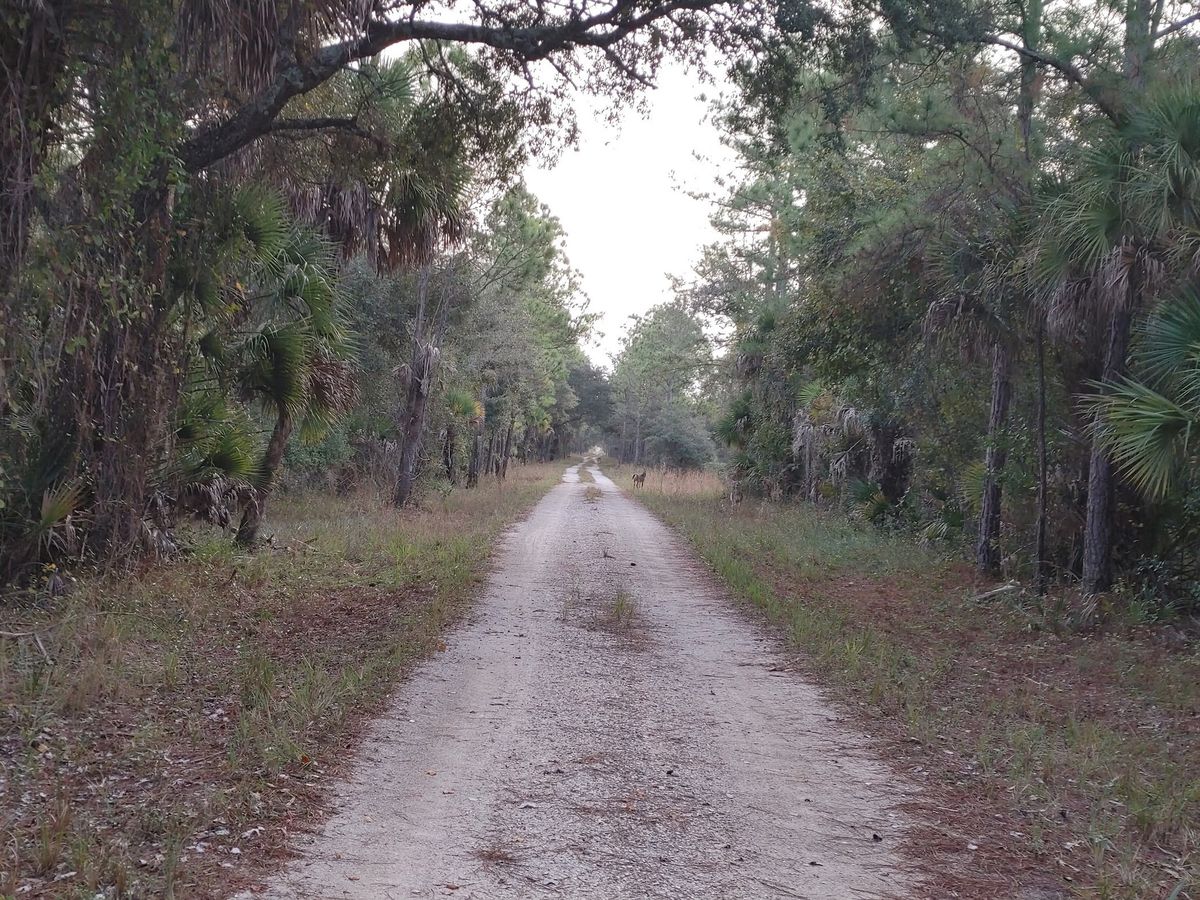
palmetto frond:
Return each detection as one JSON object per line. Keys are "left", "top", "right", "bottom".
{"left": 1035, "top": 83, "right": 1200, "bottom": 325}
{"left": 174, "top": 403, "right": 262, "bottom": 486}
{"left": 717, "top": 392, "right": 753, "bottom": 449}
{"left": 176, "top": 390, "right": 232, "bottom": 447}
{"left": 172, "top": 406, "right": 262, "bottom": 527}
{"left": 1089, "top": 288, "right": 1200, "bottom": 499}
{"left": 1124, "top": 84, "right": 1200, "bottom": 249}
{"left": 233, "top": 184, "right": 291, "bottom": 264}
{"left": 958, "top": 459, "right": 988, "bottom": 515}
{"left": 795, "top": 379, "right": 826, "bottom": 409}
{"left": 1138, "top": 285, "right": 1200, "bottom": 384}
{"left": 242, "top": 324, "right": 312, "bottom": 415}
{"left": 444, "top": 386, "right": 480, "bottom": 419}
{"left": 301, "top": 354, "right": 359, "bottom": 440}
{"left": 848, "top": 477, "right": 891, "bottom": 522}
{"left": 248, "top": 58, "right": 470, "bottom": 270}
{"left": 1086, "top": 379, "right": 1192, "bottom": 500}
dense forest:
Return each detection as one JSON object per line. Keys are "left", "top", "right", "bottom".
{"left": 3, "top": 0, "right": 1200, "bottom": 609}
{"left": 4, "top": 0, "right": 1200, "bottom": 896}
{"left": 0, "top": 0, "right": 711, "bottom": 584}
{"left": 612, "top": 0, "right": 1200, "bottom": 612}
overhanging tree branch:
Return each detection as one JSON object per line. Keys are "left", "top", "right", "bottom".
{"left": 179, "top": 0, "right": 732, "bottom": 173}
{"left": 1154, "top": 11, "right": 1200, "bottom": 37}
{"left": 268, "top": 115, "right": 386, "bottom": 149}
{"left": 982, "top": 34, "right": 1123, "bottom": 123}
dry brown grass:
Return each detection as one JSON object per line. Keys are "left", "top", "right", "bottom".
{"left": 0, "top": 463, "right": 563, "bottom": 897}
{"left": 631, "top": 472, "right": 1200, "bottom": 899}
{"left": 612, "top": 467, "right": 724, "bottom": 498}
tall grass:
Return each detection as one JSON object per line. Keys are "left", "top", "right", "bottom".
{"left": 1, "top": 462, "right": 564, "bottom": 897}
{"left": 629, "top": 468, "right": 1200, "bottom": 899}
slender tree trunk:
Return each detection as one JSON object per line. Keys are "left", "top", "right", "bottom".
{"left": 976, "top": 341, "right": 1013, "bottom": 575}
{"left": 633, "top": 410, "right": 642, "bottom": 465}
{"left": 236, "top": 409, "right": 293, "bottom": 546}
{"left": 500, "top": 419, "right": 514, "bottom": 478}
{"left": 1035, "top": 325, "right": 1049, "bottom": 594}
{"left": 1082, "top": 302, "right": 1135, "bottom": 593}
{"left": 0, "top": 4, "right": 72, "bottom": 395}
{"left": 466, "top": 390, "right": 485, "bottom": 489}
{"left": 444, "top": 423, "right": 457, "bottom": 484}
{"left": 393, "top": 267, "right": 448, "bottom": 507}
{"left": 466, "top": 434, "right": 482, "bottom": 487}
{"left": 618, "top": 408, "right": 628, "bottom": 464}
{"left": 391, "top": 391, "right": 424, "bottom": 508}
{"left": 392, "top": 354, "right": 435, "bottom": 506}
{"left": 1080, "top": 0, "right": 1151, "bottom": 591}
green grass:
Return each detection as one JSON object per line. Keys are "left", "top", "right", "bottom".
{"left": 626, "top": 470, "right": 1200, "bottom": 899}
{"left": 1, "top": 463, "right": 563, "bottom": 897}
{"left": 606, "top": 589, "right": 638, "bottom": 629}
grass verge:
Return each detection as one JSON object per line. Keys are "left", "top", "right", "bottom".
{"left": 1, "top": 463, "right": 563, "bottom": 897}
{"left": 622, "top": 469, "right": 1199, "bottom": 900}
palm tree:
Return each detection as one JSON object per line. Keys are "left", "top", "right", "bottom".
{"left": 256, "top": 58, "right": 469, "bottom": 269}
{"left": 442, "top": 387, "right": 482, "bottom": 484}
{"left": 1035, "top": 84, "right": 1200, "bottom": 592}
{"left": 233, "top": 226, "right": 356, "bottom": 545}
{"left": 1087, "top": 287, "right": 1200, "bottom": 500}
{"left": 172, "top": 187, "right": 356, "bottom": 546}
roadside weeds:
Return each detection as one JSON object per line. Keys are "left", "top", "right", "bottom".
{"left": 623, "top": 469, "right": 1199, "bottom": 900}
{"left": 1, "top": 463, "right": 563, "bottom": 898}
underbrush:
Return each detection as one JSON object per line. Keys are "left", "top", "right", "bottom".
{"left": 626, "top": 469, "right": 1200, "bottom": 899}
{"left": 1, "top": 463, "right": 563, "bottom": 897}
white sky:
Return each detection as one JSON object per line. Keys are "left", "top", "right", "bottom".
{"left": 524, "top": 63, "right": 735, "bottom": 367}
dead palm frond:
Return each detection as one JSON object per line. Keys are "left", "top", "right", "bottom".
{"left": 248, "top": 59, "right": 471, "bottom": 269}
{"left": 177, "top": 0, "right": 375, "bottom": 96}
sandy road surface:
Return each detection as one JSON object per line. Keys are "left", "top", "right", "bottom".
{"left": 245, "top": 465, "right": 918, "bottom": 899}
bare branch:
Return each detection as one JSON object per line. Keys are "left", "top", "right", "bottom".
{"left": 1154, "top": 10, "right": 1200, "bottom": 37}
{"left": 982, "top": 34, "right": 1123, "bottom": 123}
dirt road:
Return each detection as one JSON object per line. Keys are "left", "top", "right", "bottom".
{"left": 247, "top": 465, "right": 918, "bottom": 899}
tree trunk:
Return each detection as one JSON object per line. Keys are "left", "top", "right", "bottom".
{"left": 1079, "top": 0, "right": 1152, "bottom": 591}
{"left": 976, "top": 341, "right": 1013, "bottom": 575}
{"left": 392, "top": 360, "right": 434, "bottom": 506}
{"left": 49, "top": 169, "right": 180, "bottom": 560}
{"left": 500, "top": 419, "right": 514, "bottom": 478}
{"left": 1, "top": 3, "right": 72, "bottom": 394}
{"left": 444, "top": 422, "right": 457, "bottom": 484}
{"left": 1082, "top": 303, "right": 1134, "bottom": 593}
{"left": 236, "top": 409, "right": 293, "bottom": 546}
{"left": 618, "top": 404, "right": 628, "bottom": 464}
{"left": 868, "top": 422, "right": 910, "bottom": 503}
{"left": 466, "top": 401, "right": 485, "bottom": 489}
{"left": 393, "top": 267, "right": 448, "bottom": 507}
{"left": 633, "top": 410, "right": 642, "bottom": 465}
{"left": 1035, "top": 325, "right": 1049, "bottom": 594}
